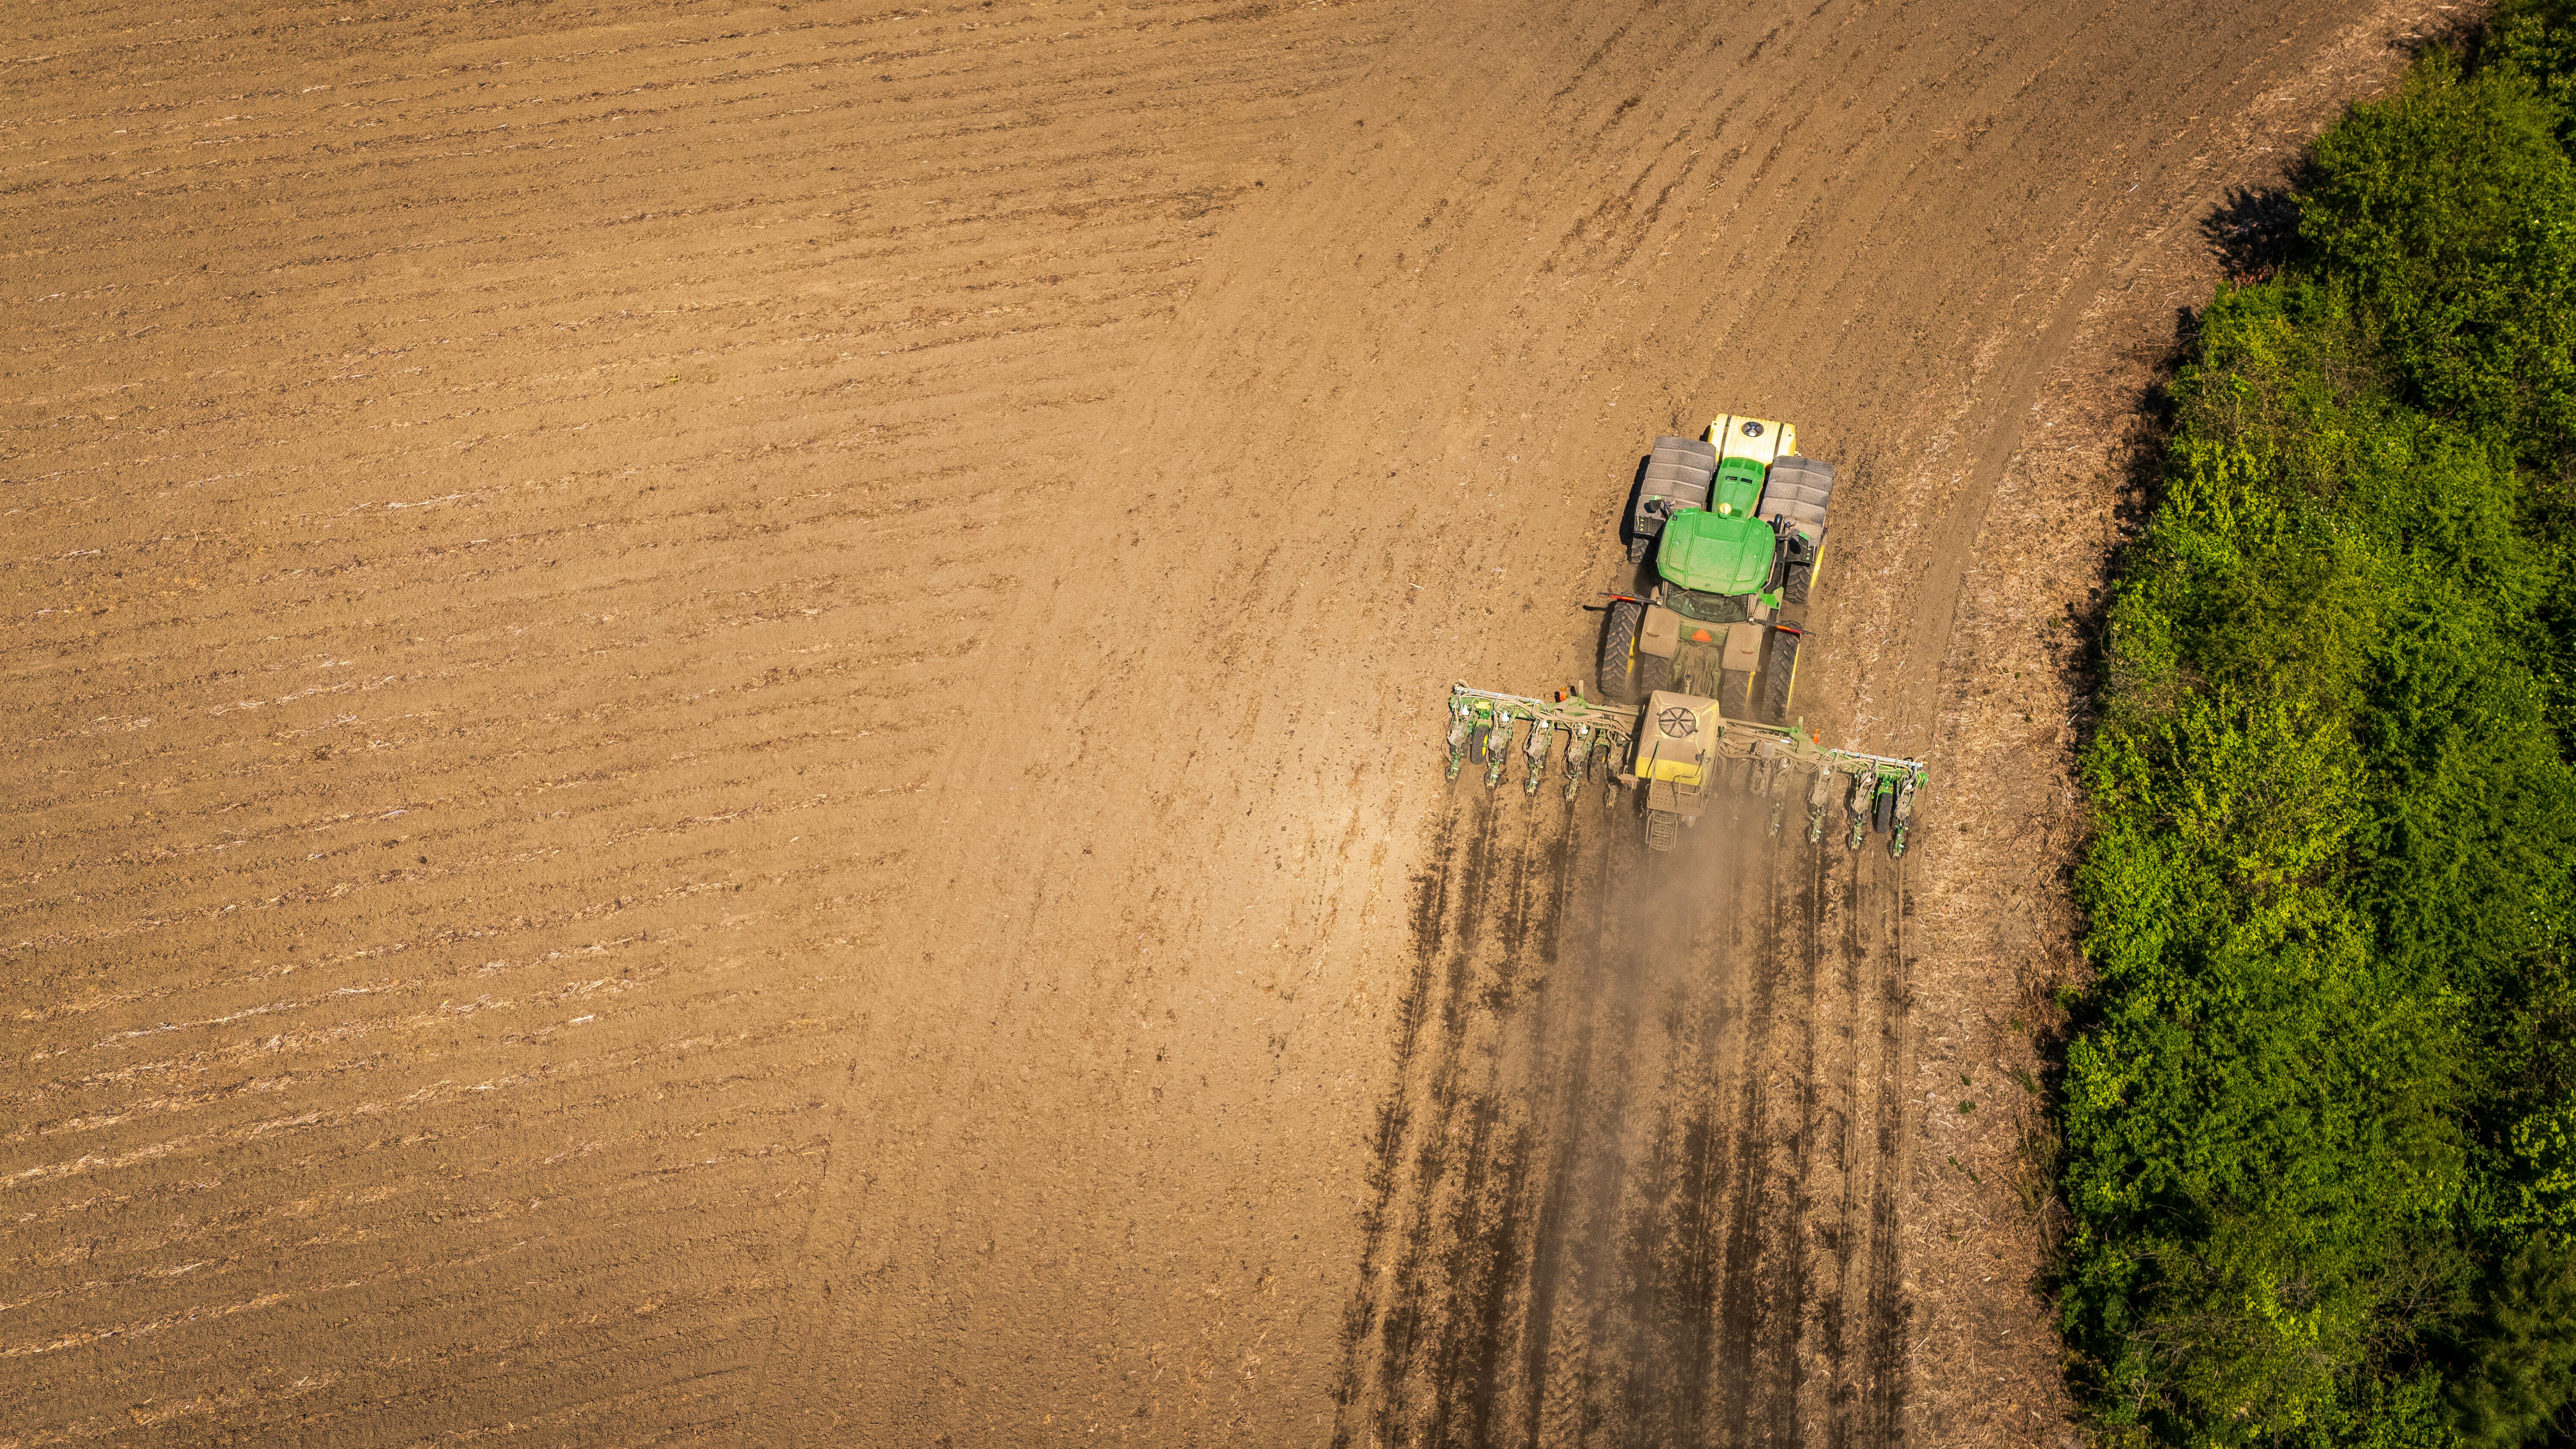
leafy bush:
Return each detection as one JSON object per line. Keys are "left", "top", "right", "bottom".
{"left": 2060, "top": 6, "right": 2576, "bottom": 1443}
{"left": 2447, "top": 1244, "right": 2576, "bottom": 1445}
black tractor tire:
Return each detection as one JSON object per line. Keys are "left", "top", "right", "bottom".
{"left": 1638, "top": 650, "right": 1673, "bottom": 698}
{"left": 1600, "top": 599, "right": 1645, "bottom": 703}
{"left": 1627, "top": 535, "right": 1652, "bottom": 564}
{"left": 1720, "top": 668, "right": 1753, "bottom": 715}
{"left": 1783, "top": 540, "right": 1824, "bottom": 605}
{"left": 1761, "top": 632, "right": 1801, "bottom": 724}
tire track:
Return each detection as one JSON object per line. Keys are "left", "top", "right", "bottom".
{"left": 1343, "top": 787, "right": 1870, "bottom": 1447}
{"left": 1864, "top": 855, "right": 1915, "bottom": 1447}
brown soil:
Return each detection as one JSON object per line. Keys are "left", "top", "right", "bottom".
{"left": 1, "top": 1, "right": 2439, "bottom": 1444}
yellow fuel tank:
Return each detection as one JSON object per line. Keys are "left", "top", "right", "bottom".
{"left": 1705, "top": 413, "right": 1795, "bottom": 466}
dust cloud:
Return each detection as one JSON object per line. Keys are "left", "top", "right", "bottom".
{"left": 1333, "top": 780, "right": 1907, "bottom": 1448}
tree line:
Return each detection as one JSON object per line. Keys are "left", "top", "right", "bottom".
{"left": 2061, "top": 2, "right": 2576, "bottom": 1443}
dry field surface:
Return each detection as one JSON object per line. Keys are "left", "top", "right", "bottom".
{"left": 3, "top": 0, "right": 2438, "bottom": 1443}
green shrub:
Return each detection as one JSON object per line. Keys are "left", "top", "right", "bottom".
{"left": 2060, "top": 5, "right": 2576, "bottom": 1442}
{"left": 2301, "top": 50, "right": 2576, "bottom": 463}
{"left": 2445, "top": 1242, "right": 2576, "bottom": 1446}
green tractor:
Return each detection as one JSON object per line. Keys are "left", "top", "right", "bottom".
{"left": 1444, "top": 412, "right": 1926, "bottom": 855}
{"left": 1600, "top": 414, "right": 1826, "bottom": 721}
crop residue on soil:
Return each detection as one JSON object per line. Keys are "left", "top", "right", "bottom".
{"left": 2, "top": 0, "right": 2439, "bottom": 1442}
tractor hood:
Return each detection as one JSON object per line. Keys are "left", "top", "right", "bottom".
{"left": 1655, "top": 509, "right": 1773, "bottom": 595}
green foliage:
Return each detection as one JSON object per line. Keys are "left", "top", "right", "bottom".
{"left": 2445, "top": 1243, "right": 2576, "bottom": 1445}
{"left": 2479, "top": 0, "right": 2576, "bottom": 150}
{"left": 2061, "top": 7, "right": 2576, "bottom": 1443}
{"left": 2302, "top": 49, "right": 2576, "bottom": 464}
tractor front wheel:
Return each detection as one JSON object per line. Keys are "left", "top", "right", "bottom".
{"left": 1600, "top": 599, "right": 1645, "bottom": 703}
{"left": 1783, "top": 540, "right": 1825, "bottom": 605}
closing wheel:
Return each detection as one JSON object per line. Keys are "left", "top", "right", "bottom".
{"left": 1599, "top": 599, "right": 1645, "bottom": 704}
{"left": 1761, "top": 631, "right": 1801, "bottom": 725}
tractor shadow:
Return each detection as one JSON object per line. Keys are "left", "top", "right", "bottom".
{"left": 1620, "top": 451, "right": 1653, "bottom": 570}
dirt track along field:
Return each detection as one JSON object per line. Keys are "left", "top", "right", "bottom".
{"left": 2, "top": 1, "right": 2440, "bottom": 1443}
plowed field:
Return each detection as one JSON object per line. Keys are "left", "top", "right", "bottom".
{"left": 5, "top": 1, "right": 2435, "bottom": 1443}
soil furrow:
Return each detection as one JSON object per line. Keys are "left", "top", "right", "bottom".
{"left": 5, "top": 0, "right": 2436, "bottom": 1439}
